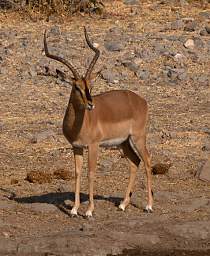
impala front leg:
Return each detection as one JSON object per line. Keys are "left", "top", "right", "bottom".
{"left": 71, "top": 147, "right": 83, "bottom": 217}
{"left": 86, "top": 143, "right": 98, "bottom": 218}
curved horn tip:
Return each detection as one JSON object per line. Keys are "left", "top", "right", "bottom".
{"left": 93, "top": 43, "right": 99, "bottom": 48}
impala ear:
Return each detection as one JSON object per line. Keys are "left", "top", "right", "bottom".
{"left": 55, "top": 69, "right": 76, "bottom": 87}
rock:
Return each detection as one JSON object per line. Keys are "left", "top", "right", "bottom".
{"left": 199, "top": 157, "right": 210, "bottom": 182}
{"left": 184, "top": 39, "right": 195, "bottom": 49}
{"left": 123, "top": 0, "right": 139, "bottom": 5}
{"left": 31, "top": 130, "right": 55, "bottom": 143}
{"left": 200, "top": 26, "right": 210, "bottom": 36}
{"left": 184, "top": 21, "right": 197, "bottom": 32}
{"left": 178, "top": 71, "right": 188, "bottom": 81}
{"left": 166, "top": 67, "right": 188, "bottom": 82}
{"left": 199, "top": 11, "right": 210, "bottom": 19}
{"left": 154, "top": 43, "right": 170, "bottom": 55}
{"left": 64, "top": 199, "right": 71, "bottom": 206}
{"left": 19, "top": 37, "right": 28, "bottom": 48}
{"left": 135, "top": 69, "right": 150, "bottom": 80}
{"left": 4, "top": 43, "right": 14, "bottom": 55}
{"left": 180, "top": 0, "right": 189, "bottom": 6}
{"left": 202, "top": 127, "right": 210, "bottom": 135}
{"left": 104, "top": 41, "right": 125, "bottom": 52}
{"left": 200, "top": 29, "right": 208, "bottom": 36}
{"left": 2, "top": 232, "right": 10, "bottom": 238}
{"left": 194, "top": 37, "right": 204, "bottom": 48}
{"left": 0, "top": 66, "right": 7, "bottom": 75}
{"left": 50, "top": 25, "right": 61, "bottom": 36}
{"left": 101, "top": 69, "right": 120, "bottom": 84}
{"left": 108, "top": 26, "right": 123, "bottom": 35}
{"left": 122, "top": 60, "right": 139, "bottom": 73}
{"left": 174, "top": 53, "right": 186, "bottom": 63}
{"left": 202, "top": 140, "right": 210, "bottom": 151}
{"left": 170, "top": 19, "right": 184, "bottom": 30}
{"left": 135, "top": 48, "right": 156, "bottom": 61}
{"left": 29, "top": 66, "right": 37, "bottom": 77}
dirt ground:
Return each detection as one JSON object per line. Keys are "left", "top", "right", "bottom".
{"left": 0, "top": 0, "right": 210, "bottom": 255}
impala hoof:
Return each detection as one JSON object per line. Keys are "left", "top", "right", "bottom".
{"left": 144, "top": 205, "right": 153, "bottom": 213}
{"left": 70, "top": 207, "right": 78, "bottom": 217}
{"left": 85, "top": 210, "right": 93, "bottom": 218}
{"left": 118, "top": 204, "right": 126, "bottom": 211}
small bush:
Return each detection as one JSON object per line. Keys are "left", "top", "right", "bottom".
{"left": 0, "top": 0, "right": 105, "bottom": 15}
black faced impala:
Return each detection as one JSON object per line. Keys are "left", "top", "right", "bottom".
{"left": 44, "top": 27, "right": 153, "bottom": 217}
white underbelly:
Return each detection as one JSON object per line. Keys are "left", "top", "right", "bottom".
{"left": 100, "top": 137, "right": 127, "bottom": 147}
{"left": 72, "top": 137, "right": 127, "bottom": 148}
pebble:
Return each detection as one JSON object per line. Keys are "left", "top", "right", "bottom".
{"left": 199, "top": 11, "right": 210, "bottom": 19}
{"left": 135, "top": 69, "right": 150, "bottom": 80}
{"left": 2, "top": 232, "right": 10, "bottom": 238}
{"left": 104, "top": 41, "right": 125, "bottom": 52}
{"left": 101, "top": 69, "right": 120, "bottom": 84}
{"left": 184, "top": 39, "right": 195, "bottom": 49}
{"left": 123, "top": 0, "right": 139, "bottom": 5}
{"left": 184, "top": 21, "right": 197, "bottom": 32}
{"left": 170, "top": 19, "right": 184, "bottom": 30}
{"left": 122, "top": 60, "right": 139, "bottom": 73}
{"left": 31, "top": 130, "right": 56, "bottom": 143}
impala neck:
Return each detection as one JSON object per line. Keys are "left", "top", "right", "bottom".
{"left": 63, "top": 88, "right": 86, "bottom": 139}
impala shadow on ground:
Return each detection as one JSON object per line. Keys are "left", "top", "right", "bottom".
{"left": 13, "top": 192, "right": 123, "bottom": 216}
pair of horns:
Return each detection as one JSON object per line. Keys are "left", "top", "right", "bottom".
{"left": 44, "top": 27, "right": 100, "bottom": 80}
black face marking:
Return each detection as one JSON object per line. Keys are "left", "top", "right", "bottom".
{"left": 129, "top": 192, "right": 133, "bottom": 198}
{"left": 84, "top": 83, "right": 92, "bottom": 102}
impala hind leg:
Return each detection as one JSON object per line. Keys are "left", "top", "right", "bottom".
{"left": 119, "top": 141, "right": 141, "bottom": 211}
{"left": 85, "top": 143, "right": 98, "bottom": 218}
{"left": 71, "top": 147, "right": 83, "bottom": 217}
{"left": 130, "top": 136, "right": 153, "bottom": 213}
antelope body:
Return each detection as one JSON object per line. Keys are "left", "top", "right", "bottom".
{"left": 44, "top": 27, "right": 153, "bottom": 217}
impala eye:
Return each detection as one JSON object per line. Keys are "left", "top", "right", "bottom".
{"left": 75, "top": 85, "right": 84, "bottom": 97}
{"left": 75, "top": 85, "right": 80, "bottom": 91}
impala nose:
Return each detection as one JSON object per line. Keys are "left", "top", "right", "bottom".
{"left": 87, "top": 102, "right": 95, "bottom": 111}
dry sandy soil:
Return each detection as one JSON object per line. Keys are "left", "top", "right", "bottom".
{"left": 0, "top": 0, "right": 210, "bottom": 255}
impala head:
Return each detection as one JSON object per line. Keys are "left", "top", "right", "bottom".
{"left": 44, "top": 27, "right": 100, "bottom": 111}
{"left": 73, "top": 78, "right": 94, "bottom": 110}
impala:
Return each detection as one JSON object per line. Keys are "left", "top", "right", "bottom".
{"left": 44, "top": 27, "right": 153, "bottom": 217}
